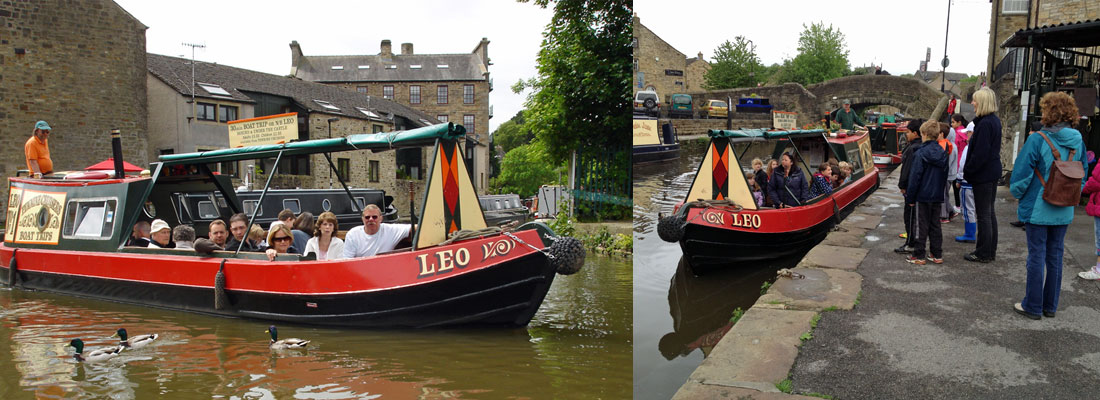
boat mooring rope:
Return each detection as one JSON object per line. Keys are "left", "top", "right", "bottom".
{"left": 440, "top": 227, "right": 504, "bottom": 246}
{"left": 657, "top": 199, "right": 746, "bottom": 243}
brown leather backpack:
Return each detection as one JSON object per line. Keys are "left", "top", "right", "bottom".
{"left": 1033, "top": 130, "right": 1084, "bottom": 207}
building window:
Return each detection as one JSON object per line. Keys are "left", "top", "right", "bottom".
{"left": 437, "top": 115, "right": 448, "bottom": 123}
{"left": 369, "top": 160, "right": 380, "bottom": 182}
{"left": 1002, "top": 0, "right": 1027, "bottom": 14}
{"left": 437, "top": 85, "right": 448, "bottom": 104}
{"left": 637, "top": 72, "right": 644, "bottom": 88}
{"left": 197, "top": 102, "right": 216, "bottom": 121}
{"left": 410, "top": 85, "right": 421, "bottom": 104}
{"left": 220, "top": 160, "right": 238, "bottom": 178}
{"left": 632, "top": 37, "right": 638, "bottom": 48}
{"left": 357, "top": 86, "right": 367, "bottom": 94}
{"left": 463, "top": 85, "right": 474, "bottom": 104}
{"left": 463, "top": 115, "right": 475, "bottom": 134}
{"left": 383, "top": 85, "right": 394, "bottom": 100}
{"left": 337, "top": 158, "right": 350, "bottom": 181}
{"left": 396, "top": 148, "right": 422, "bottom": 180}
{"left": 373, "top": 124, "right": 384, "bottom": 133}
{"left": 219, "top": 105, "right": 238, "bottom": 123}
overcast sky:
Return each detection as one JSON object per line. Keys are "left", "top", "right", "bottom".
{"left": 113, "top": 0, "right": 553, "bottom": 133}
{"left": 634, "top": 0, "right": 994, "bottom": 77}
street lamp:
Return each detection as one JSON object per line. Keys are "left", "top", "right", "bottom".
{"left": 327, "top": 117, "right": 339, "bottom": 188}
{"left": 747, "top": 39, "right": 756, "bottom": 81}
{"left": 941, "top": 0, "right": 952, "bottom": 94}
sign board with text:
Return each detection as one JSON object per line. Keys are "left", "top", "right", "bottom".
{"left": 772, "top": 111, "right": 797, "bottom": 130}
{"left": 228, "top": 113, "right": 299, "bottom": 148}
{"left": 633, "top": 119, "right": 660, "bottom": 146}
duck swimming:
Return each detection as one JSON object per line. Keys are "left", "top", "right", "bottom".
{"left": 265, "top": 325, "right": 309, "bottom": 350}
{"left": 68, "top": 338, "right": 124, "bottom": 363}
{"left": 114, "top": 328, "right": 158, "bottom": 349}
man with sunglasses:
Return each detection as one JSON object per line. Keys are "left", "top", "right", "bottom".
{"left": 25, "top": 120, "right": 54, "bottom": 178}
{"left": 342, "top": 204, "right": 413, "bottom": 259}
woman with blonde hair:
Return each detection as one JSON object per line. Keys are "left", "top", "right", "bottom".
{"left": 265, "top": 223, "right": 298, "bottom": 261}
{"left": 1009, "top": 91, "right": 1085, "bottom": 319}
{"left": 304, "top": 211, "right": 345, "bottom": 260}
{"left": 961, "top": 88, "right": 1002, "bottom": 263}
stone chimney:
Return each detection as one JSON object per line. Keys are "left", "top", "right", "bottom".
{"left": 472, "top": 37, "right": 490, "bottom": 68}
{"left": 380, "top": 40, "right": 392, "bottom": 57}
{"left": 401, "top": 43, "right": 413, "bottom": 55}
{"left": 289, "top": 41, "right": 304, "bottom": 76}
{"left": 698, "top": 52, "right": 704, "bottom": 60}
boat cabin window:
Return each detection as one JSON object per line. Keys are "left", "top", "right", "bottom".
{"left": 62, "top": 198, "right": 118, "bottom": 239}
{"left": 176, "top": 195, "right": 193, "bottom": 224}
{"left": 355, "top": 197, "right": 366, "bottom": 210}
{"left": 243, "top": 200, "right": 262, "bottom": 216}
{"left": 282, "top": 199, "right": 301, "bottom": 214}
{"left": 322, "top": 199, "right": 332, "bottom": 212}
{"left": 197, "top": 201, "right": 219, "bottom": 219}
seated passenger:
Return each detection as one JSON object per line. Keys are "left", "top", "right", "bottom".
{"left": 291, "top": 212, "right": 314, "bottom": 255}
{"left": 305, "top": 211, "right": 344, "bottom": 260}
{"left": 837, "top": 161, "right": 853, "bottom": 186}
{"left": 127, "top": 220, "right": 151, "bottom": 247}
{"left": 148, "top": 219, "right": 173, "bottom": 248}
{"left": 265, "top": 224, "right": 299, "bottom": 261}
{"left": 745, "top": 171, "right": 764, "bottom": 207}
{"left": 226, "top": 213, "right": 264, "bottom": 252}
{"left": 208, "top": 219, "right": 229, "bottom": 247}
{"left": 249, "top": 224, "right": 267, "bottom": 247}
{"left": 766, "top": 152, "right": 810, "bottom": 208}
{"left": 342, "top": 204, "right": 415, "bottom": 259}
{"left": 810, "top": 163, "right": 834, "bottom": 198}
{"left": 173, "top": 225, "right": 196, "bottom": 250}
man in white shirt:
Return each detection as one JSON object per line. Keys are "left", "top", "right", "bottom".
{"left": 342, "top": 204, "right": 414, "bottom": 258}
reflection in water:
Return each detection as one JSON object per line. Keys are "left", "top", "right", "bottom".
{"left": 0, "top": 253, "right": 631, "bottom": 399}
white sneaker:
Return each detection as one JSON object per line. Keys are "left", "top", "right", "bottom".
{"left": 1078, "top": 270, "right": 1100, "bottom": 280}
{"left": 953, "top": 206, "right": 961, "bottom": 214}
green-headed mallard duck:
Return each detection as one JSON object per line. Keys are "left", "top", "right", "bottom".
{"left": 265, "top": 325, "right": 309, "bottom": 350}
{"left": 68, "top": 338, "right": 123, "bottom": 363}
{"left": 114, "top": 328, "right": 158, "bottom": 349}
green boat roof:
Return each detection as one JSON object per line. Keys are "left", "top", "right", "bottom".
{"left": 159, "top": 123, "right": 465, "bottom": 166}
{"left": 708, "top": 128, "right": 826, "bottom": 140}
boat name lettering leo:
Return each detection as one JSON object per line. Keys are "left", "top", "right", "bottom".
{"left": 730, "top": 213, "right": 762, "bottom": 229}
{"left": 416, "top": 247, "right": 472, "bottom": 278}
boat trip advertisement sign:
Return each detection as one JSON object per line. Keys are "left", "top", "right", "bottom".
{"left": 10, "top": 188, "right": 66, "bottom": 245}
{"left": 4, "top": 187, "right": 22, "bottom": 242}
{"left": 228, "top": 112, "right": 299, "bottom": 148}
{"left": 772, "top": 111, "right": 797, "bottom": 130}
{"left": 633, "top": 119, "right": 660, "bottom": 146}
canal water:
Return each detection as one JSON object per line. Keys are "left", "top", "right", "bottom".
{"left": 0, "top": 256, "right": 631, "bottom": 399}
{"left": 633, "top": 139, "right": 809, "bottom": 400}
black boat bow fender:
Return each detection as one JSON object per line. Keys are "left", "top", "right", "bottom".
{"left": 214, "top": 260, "right": 229, "bottom": 310}
{"left": 547, "top": 236, "right": 584, "bottom": 275}
{"left": 658, "top": 200, "right": 747, "bottom": 243}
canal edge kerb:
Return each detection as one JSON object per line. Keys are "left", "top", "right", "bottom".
{"left": 670, "top": 167, "right": 902, "bottom": 400}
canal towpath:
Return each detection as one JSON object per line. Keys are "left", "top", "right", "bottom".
{"left": 673, "top": 167, "right": 1100, "bottom": 399}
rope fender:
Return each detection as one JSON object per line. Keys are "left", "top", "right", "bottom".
{"left": 214, "top": 259, "right": 228, "bottom": 310}
{"left": 657, "top": 199, "right": 745, "bottom": 243}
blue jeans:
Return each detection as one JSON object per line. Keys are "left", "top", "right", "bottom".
{"left": 1022, "top": 223, "right": 1068, "bottom": 315}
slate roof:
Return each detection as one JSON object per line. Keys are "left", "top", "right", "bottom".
{"left": 295, "top": 54, "right": 487, "bottom": 83}
{"left": 146, "top": 53, "right": 438, "bottom": 126}
{"left": 914, "top": 70, "right": 969, "bottom": 83}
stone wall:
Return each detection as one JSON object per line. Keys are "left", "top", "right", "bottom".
{"left": 990, "top": 75, "right": 1025, "bottom": 171}
{"left": 667, "top": 117, "right": 774, "bottom": 137}
{"left": 986, "top": 0, "right": 1029, "bottom": 80}
{"left": 0, "top": 0, "right": 149, "bottom": 215}
{"left": 632, "top": 15, "right": 706, "bottom": 102}
{"left": 691, "top": 83, "right": 820, "bottom": 127}
{"left": 1036, "top": 0, "right": 1100, "bottom": 25}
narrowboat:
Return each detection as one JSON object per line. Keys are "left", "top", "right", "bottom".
{"left": 479, "top": 194, "right": 530, "bottom": 227}
{"left": 869, "top": 122, "right": 906, "bottom": 168}
{"left": 1, "top": 123, "right": 584, "bottom": 328}
{"left": 633, "top": 117, "right": 680, "bottom": 164}
{"left": 657, "top": 128, "right": 879, "bottom": 270}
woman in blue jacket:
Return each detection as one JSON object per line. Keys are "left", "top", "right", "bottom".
{"left": 962, "top": 88, "right": 1003, "bottom": 263}
{"left": 1008, "top": 92, "right": 1086, "bottom": 320}
{"left": 767, "top": 153, "right": 809, "bottom": 208}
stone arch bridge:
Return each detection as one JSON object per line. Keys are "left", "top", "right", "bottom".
{"left": 692, "top": 75, "right": 950, "bottom": 127}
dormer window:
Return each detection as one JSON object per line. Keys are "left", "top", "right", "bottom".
{"left": 313, "top": 100, "right": 340, "bottom": 111}
{"left": 198, "top": 83, "right": 231, "bottom": 96}
{"left": 356, "top": 107, "right": 381, "bottom": 119}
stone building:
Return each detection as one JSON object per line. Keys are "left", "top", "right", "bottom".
{"left": 146, "top": 54, "right": 439, "bottom": 219}
{"left": 0, "top": 0, "right": 149, "bottom": 213}
{"left": 986, "top": 0, "right": 1100, "bottom": 81}
{"left": 289, "top": 39, "right": 491, "bottom": 194}
{"left": 632, "top": 14, "right": 709, "bottom": 105}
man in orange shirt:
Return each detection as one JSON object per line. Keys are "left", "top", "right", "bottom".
{"left": 25, "top": 120, "right": 53, "bottom": 178}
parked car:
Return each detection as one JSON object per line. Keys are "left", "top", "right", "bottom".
{"left": 700, "top": 99, "right": 728, "bottom": 119}
{"left": 633, "top": 90, "right": 660, "bottom": 117}
{"left": 669, "top": 94, "right": 694, "bottom": 119}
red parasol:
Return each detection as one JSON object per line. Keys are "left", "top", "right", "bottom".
{"left": 84, "top": 158, "right": 144, "bottom": 172}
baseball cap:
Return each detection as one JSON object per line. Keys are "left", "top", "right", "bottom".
{"left": 35, "top": 121, "right": 51, "bottom": 130}
{"left": 150, "top": 219, "right": 170, "bottom": 234}
{"left": 842, "top": 99, "right": 851, "bottom": 105}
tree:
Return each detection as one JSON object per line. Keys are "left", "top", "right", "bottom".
{"left": 494, "top": 140, "right": 565, "bottom": 197}
{"left": 785, "top": 22, "right": 850, "bottom": 86}
{"left": 703, "top": 36, "right": 762, "bottom": 90}
{"left": 515, "top": 0, "right": 632, "bottom": 164}
{"left": 491, "top": 111, "right": 532, "bottom": 155}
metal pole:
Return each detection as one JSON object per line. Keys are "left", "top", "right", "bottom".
{"left": 237, "top": 150, "right": 283, "bottom": 255}
{"left": 941, "top": 0, "right": 951, "bottom": 93}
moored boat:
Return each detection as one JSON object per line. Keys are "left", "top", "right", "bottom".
{"left": 633, "top": 117, "right": 680, "bottom": 164}
{"left": 657, "top": 128, "right": 879, "bottom": 271}
{"left": 479, "top": 194, "right": 530, "bottom": 227}
{"left": 1, "top": 123, "right": 585, "bottom": 328}
{"left": 869, "top": 122, "right": 906, "bottom": 168}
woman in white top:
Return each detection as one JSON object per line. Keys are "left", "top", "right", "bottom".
{"left": 304, "top": 211, "right": 344, "bottom": 260}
